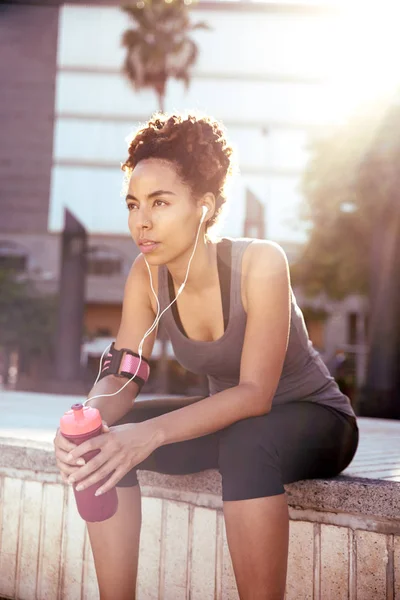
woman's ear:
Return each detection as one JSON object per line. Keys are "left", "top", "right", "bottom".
{"left": 198, "top": 193, "right": 215, "bottom": 222}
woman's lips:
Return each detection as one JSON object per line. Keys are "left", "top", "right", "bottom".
{"left": 139, "top": 241, "right": 160, "bottom": 254}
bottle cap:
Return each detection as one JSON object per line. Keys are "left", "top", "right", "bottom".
{"left": 60, "top": 403, "right": 102, "bottom": 436}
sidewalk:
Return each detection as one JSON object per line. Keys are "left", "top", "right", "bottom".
{"left": 0, "top": 389, "right": 180, "bottom": 443}
{"left": 345, "top": 417, "right": 400, "bottom": 481}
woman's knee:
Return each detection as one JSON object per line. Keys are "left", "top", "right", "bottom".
{"left": 218, "top": 417, "right": 283, "bottom": 501}
{"left": 219, "top": 416, "right": 275, "bottom": 461}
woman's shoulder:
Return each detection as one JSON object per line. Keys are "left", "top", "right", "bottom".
{"left": 226, "top": 236, "right": 286, "bottom": 253}
{"left": 233, "top": 238, "right": 288, "bottom": 276}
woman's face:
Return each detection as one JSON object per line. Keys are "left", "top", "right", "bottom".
{"left": 126, "top": 158, "right": 202, "bottom": 265}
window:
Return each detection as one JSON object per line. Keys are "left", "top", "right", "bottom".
{"left": 87, "top": 246, "right": 123, "bottom": 276}
{"left": 96, "top": 327, "right": 112, "bottom": 337}
{"left": 0, "top": 242, "right": 27, "bottom": 272}
{"left": 348, "top": 312, "right": 357, "bottom": 345}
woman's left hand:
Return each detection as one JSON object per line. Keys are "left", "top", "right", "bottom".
{"left": 65, "top": 421, "right": 161, "bottom": 496}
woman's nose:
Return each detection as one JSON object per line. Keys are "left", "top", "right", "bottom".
{"left": 135, "top": 208, "right": 152, "bottom": 230}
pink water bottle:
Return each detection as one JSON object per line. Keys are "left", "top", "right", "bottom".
{"left": 60, "top": 403, "right": 118, "bottom": 522}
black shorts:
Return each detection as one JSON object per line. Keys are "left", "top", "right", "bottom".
{"left": 114, "top": 398, "right": 359, "bottom": 501}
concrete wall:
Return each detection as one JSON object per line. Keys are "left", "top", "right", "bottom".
{"left": 1, "top": 471, "right": 400, "bottom": 600}
{"left": 1, "top": 437, "right": 400, "bottom": 600}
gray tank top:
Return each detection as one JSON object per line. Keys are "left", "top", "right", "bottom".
{"left": 158, "top": 238, "right": 356, "bottom": 418}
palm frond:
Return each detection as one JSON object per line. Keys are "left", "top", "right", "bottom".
{"left": 121, "top": 0, "right": 210, "bottom": 108}
{"left": 191, "top": 21, "right": 211, "bottom": 31}
{"left": 121, "top": 29, "right": 144, "bottom": 48}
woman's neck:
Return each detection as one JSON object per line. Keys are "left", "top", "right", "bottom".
{"left": 167, "top": 238, "right": 221, "bottom": 293}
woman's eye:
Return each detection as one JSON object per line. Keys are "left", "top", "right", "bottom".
{"left": 126, "top": 200, "right": 166, "bottom": 211}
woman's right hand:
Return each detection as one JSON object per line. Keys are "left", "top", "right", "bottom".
{"left": 53, "top": 428, "right": 85, "bottom": 484}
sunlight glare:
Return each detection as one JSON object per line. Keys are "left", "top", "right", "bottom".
{"left": 319, "top": 0, "right": 400, "bottom": 124}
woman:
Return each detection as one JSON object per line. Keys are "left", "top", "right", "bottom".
{"left": 54, "top": 113, "right": 359, "bottom": 600}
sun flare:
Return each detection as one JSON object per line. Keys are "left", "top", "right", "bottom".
{"left": 316, "top": 0, "right": 400, "bottom": 124}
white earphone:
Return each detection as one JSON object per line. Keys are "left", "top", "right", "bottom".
{"left": 84, "top": 204, "right": 209, "bottom": 405}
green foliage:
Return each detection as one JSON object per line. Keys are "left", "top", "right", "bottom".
{"left": 301, "top": 305, "right": 328, "bottom": 323}
{"left": 0, "top": 269, "right": 57, "bottom": 356}
{"left": 121, "top": 0, "right": 210, "bottom": 109}
{"left": 292, "top": 100, "right": 400, "bottom": 299}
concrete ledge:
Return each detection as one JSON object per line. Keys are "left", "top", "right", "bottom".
{"left": 140, "top": 470, "right": 400, "bottom": 524}
{"left": 2, "top": 435, "right": 400, "bottom": 599}
{"left": 2, "top": 437, "right": 400, "bottom": 522}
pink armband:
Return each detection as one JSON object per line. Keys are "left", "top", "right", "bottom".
{"left": 98, "top": 343, "right": 150, "bottom": 390}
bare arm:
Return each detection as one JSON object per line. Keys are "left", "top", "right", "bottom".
{"left": 85, "top": 254, "right": 158, "bottom": 425}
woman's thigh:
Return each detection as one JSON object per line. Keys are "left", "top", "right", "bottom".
{"left": 113, "top": 397, "right": 358, "bottom": 489}
{"left": 217, "top": 400, "right": 359, "bottom": 501}
{"left": 267, "top": 401, "right": 359, "bottom": 484}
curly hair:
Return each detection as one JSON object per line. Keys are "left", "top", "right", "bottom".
{"left": 122, "top": 112, "right": 236, "bottom": 231}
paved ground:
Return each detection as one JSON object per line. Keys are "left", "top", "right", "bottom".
{"left": 1, "top": 390, "right": 400, "bottom": 482}
{"left": 345, "top": 417, "right": 400, "bottom": 482}
{"left": 0, "top": 389, "right": 83, "bottom": 443}
{"left": 0, "top": 389, "right": 176, "bottom": 443}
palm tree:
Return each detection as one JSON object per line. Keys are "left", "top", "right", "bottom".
{"left": 121, "top": 0, "right": 209, "bottom": 112}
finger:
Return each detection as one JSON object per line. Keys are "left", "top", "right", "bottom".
{"left": 102, "top": 421, "right": 110, "bottom": 433}
{"left": 56, "top": 447, "right": 85, "bottom": 467}
{"left": 55, "top": 432, "right": 77, "bottom": 454}
{"left": 53, "top": 428, "right": 60, "bottom": 446}
{"left": 74, "top": 458, "right": 119, "bottom": 492}
{"left": 56, "top": 460, "right": 80, "bottom": 477}
{"left": 60, "top": 472, "right": 68, "bottom": 484}
{"left": 94, "top": 468, "right": 124, "bottom": 496}
{"left": 67, "top": 451, "right": 110, "bottom": 485}
{"left": 66, "top": 434, "right": 108, "bottom": 463}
